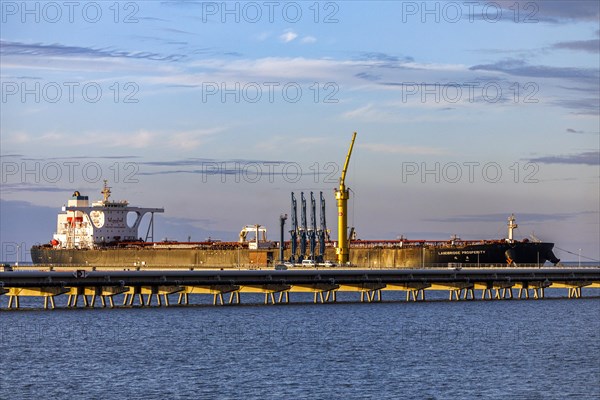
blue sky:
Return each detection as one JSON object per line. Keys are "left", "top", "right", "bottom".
{"left": 1, "top": 0, "right": 599, "bottom": 262}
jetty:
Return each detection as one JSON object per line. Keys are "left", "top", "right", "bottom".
{"left": 1, "top": 267, "right": 599, "bottom": 309}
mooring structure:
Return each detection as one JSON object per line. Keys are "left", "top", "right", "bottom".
{"left": 1, "top": 267, "right": 598, "bottom": 309}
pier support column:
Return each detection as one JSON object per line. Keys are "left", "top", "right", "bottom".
{"left": 7, "top": 295, "right": 20, "bottom": 309}
{"left": 407, "top": 289, "right": 425, "bottom": 301}
{"left": 482, "top": 288, "right": 493, "bottom": 300}
{"left": 314, "top": 291, "right": 327, "bottom": 304}
{"left": 43, "top": 296, "right": 56, "bottom": 310}
{"left": 264, "top": 292, "right": 278, "bottom": 305}
{"left": 7, "top": 288, "right": 68, "bottom": 309}
{"left": 463, "top": 288, "right": 475, "bottom": 300}
{"left": 278, "top": 291, "right": 289, "bottom": 304}
{"left": 177, "top": 292, "right": 189, "bottom": 305}
{"left": 532, "top": 288, "right": 544, "bottom": 299}
{"left": 449, "top": 289, "right": 462, "bottom": 301}
{"left": 361, "top": 289, "right": 381, "bottom": 302}
{"left": 147, "top": 293, "right": 163, "bottom": 306}
{"left": 229, "top": 291, "right": 241, "bottom": 304}
{"left": 517, "top": 287, "right": 530, "bottom": 299}
{"left": 213, "top": 293, "right": 225, "bottom": 305}
{"left": 324, "top": 290, "right": 337, "bottom": 302}
{"left": 568, "top": 287, "right": 582, "bottom": 298}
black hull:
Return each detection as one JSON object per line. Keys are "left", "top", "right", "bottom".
{"left": 426, "top": 242, "right": 560, "bottom": 265}
{"left": 31, "top": 242, "right": 560, "bottom": 267}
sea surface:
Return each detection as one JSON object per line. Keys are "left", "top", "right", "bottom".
{"left": 1, "top": 295, "right": 599, "bottom": 399}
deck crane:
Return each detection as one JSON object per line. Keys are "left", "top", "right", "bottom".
{"left": 289, "top": 193, "right": 298, "bottom": 263}
{"left": 318, "top": 191, "right": 328, "bottom": 262}
{"left": 309, "top": 192, "right": 317, "bottom": 261}
{"left": 279, "top": 214, "right": 287, "bottom": 263}
{"left": 335, "top": 132, "right": 357, "bottom": 265}
{"left": 300, "top": 192, "right": 308, "bottom": 259}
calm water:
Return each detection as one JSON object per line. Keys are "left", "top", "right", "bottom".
{"left": 1, "top": 297, "right": 599, "bottom": 399}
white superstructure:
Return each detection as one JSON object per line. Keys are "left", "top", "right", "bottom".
{"left": 507, "top": 214, "right": 518, "bottom": 243}
{"left": 51, "top": 181, "right": 164, "bottom": 249}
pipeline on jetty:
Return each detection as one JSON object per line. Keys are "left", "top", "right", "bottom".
{"left": 1, "top": 267, "right": 599, "bottom": 310}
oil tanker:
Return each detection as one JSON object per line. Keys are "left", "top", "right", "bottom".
{"left": 30, "top": 133, "right": 560, "bottom": 268}
{"left": 29, "top": 185, "right": 560, "bottom": 269}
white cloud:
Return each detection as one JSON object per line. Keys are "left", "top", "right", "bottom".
{"left": 301, "top": 36, "right": 317, "bottom": 44}
{"left": 279, "top": 30, "right": 298, "bottom": 43}
{"left": 4, "top": 128, "right": 224, "bottom": 150}
{"left": 167, "top": 128, "right": 225, "bottom": 150}
{"left": 342, "top": 104, "right": 379, "bottom": 120}
{"left": 3, "top": 130, "right": 148, "bottom": 149}
{"left": 255, "top": 31, "right": 271, "bottom": 41}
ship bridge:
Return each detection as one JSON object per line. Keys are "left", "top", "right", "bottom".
{"left": 53, "top": 181, "right": 164, "bottom": 248}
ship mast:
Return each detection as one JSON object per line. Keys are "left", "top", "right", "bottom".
{"left": 335, "top": 132, "right": 357, "bottom": 265}
{"left": 101, "top": 179, "right": 112, "bottom": 203}
{"left": 507, "top": 214, "right": 518, "bottom": 243}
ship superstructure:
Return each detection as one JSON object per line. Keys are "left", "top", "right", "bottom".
{"left": 51, "top": 180, "right": 164, "bottom": 249}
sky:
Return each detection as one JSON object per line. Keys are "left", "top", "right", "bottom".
{"left": 1, "top": 0, "right": 599, "bottom": 263}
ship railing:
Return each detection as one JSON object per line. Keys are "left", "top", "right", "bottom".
{"left": 358, "top": 263, "right": 595, "bottom": 270}
{"left": 6, "top": 263, "right": 267, "bottom": 271}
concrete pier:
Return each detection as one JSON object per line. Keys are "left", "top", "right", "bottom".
{"left": 1, "top": 267, "right": 599, "bottom": 309}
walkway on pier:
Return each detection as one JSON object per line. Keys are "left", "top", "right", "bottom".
{"left": 1, "top": 268, "right": 599, "bottom": 309}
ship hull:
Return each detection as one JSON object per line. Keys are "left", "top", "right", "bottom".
{"left": 31, "top": 242, "right": 559, "bottom": 268}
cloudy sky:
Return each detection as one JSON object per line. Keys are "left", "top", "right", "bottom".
{"left": 1, "top": 0, "right": 599, "bottom": 262}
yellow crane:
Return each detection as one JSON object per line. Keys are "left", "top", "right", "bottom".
{"left": 335, "top": 132, "right": 357, "bottom": 265}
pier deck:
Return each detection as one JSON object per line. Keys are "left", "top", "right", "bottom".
{"left": 1, "top": 267, "right": 599, "bottom": 309}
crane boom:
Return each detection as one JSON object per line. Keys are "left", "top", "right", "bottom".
{"left": 340, "top": 132, "right": 357, "bottom": 187}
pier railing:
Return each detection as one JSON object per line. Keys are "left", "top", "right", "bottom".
{"left": 1, "top": 266, "right": 599, "bottom": 309}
